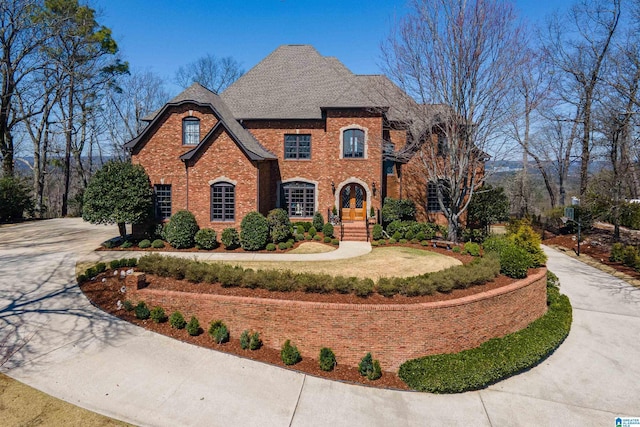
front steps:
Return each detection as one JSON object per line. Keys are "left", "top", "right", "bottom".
{"left": 340, "top": 221, "right": 369, "bottom": 241}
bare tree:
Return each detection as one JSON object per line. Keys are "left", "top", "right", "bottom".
{"left": 382, "top": 0, "right": 527, "bottom": 241}
{"left": 0, "top": 0, "right": 48, "bottom": 177}
{"left": 541, "top": 0, "right": 622, "bottom": 197}
{"left": 174, "top": 54, "right": 243, "bottom": 93}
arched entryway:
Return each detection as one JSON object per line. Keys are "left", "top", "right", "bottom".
{"left": 340, "top": 183, "right": 367, "bottom": 221}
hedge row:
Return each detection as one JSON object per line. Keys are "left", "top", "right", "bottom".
{"left": 398, "top": 271, "right": 572, "bottom": 393}
{"left": 135, "top": 253, "right": 500, "bottom": 297}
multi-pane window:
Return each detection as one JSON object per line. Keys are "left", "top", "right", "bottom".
{"left": 384, "top": 159, "right": 395, "bottom": 175}
{"left": 211, "top": 182, "right": 235, "bottom": 221}
{"left": 154, "top": 184, "right": 172, "bottom": 220}
{"left": 183, "top": 118, "right": 200, "bottom": 145}
{"left": 280, "top": 181, "right": 315, "bottom": 217}
{"left": 284, "top": 134, "right": 311, "bottom": 159}
{"left": 343, "top": 129, "right": 364, "bottom": 158}
{"left": 427, "top": 180, "right": 451, "bottom": 213}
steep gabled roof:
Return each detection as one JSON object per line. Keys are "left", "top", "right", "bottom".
{"left": 221, "top": 45, "right": 394, "bottom": 119}
{"left": 125, "top": 83, "right": 276, "bottom": 161}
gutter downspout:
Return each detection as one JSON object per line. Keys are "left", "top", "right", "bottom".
{"left": 183, "top": 160, "right": 189, "bottom": 211}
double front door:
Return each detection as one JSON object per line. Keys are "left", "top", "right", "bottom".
{"left": 340, "top": 183, "right": 366, "bottom": 221}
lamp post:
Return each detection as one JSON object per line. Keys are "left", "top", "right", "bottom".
{"left": 561, "top": 203, "right": 581, "bottom": 256}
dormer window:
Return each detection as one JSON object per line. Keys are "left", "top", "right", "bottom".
{"left": 343, "top": 129, "right": 365, "bottom": 158}
{"left": 183, "top": 117, "right": 200, "bottom": 145}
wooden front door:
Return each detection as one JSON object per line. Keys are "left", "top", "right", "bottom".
{"left": 340, "top": 183, "right": 366, "bottom": 221}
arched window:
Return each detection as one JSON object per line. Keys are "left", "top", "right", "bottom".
{"left": 183, "top": 117, "right": 200, "bottom": 145}
{"left": 280, "top": 181, "right": 315, "bottom": 217}
{"left": 343, "top": 129, "right": 365, "bottom": 158}
{"left": 211, "top": 182, "right": 235, "bottom": 221}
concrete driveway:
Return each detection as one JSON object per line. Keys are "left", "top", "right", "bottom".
{"left": 0, "top": 219, "right": 639, "bottom": 426}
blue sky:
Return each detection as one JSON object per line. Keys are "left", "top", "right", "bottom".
{"left": 92, "top": 0, "right": 571, "bottom": 95}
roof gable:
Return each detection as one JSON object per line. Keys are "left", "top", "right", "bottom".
{"left": 125, "top": 83, "right": 275, "bottom": 160}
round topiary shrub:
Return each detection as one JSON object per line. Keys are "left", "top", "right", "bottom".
{"left": 138, "top": 239, "right": 151, "bottom": 249}
{"left": 322, "top": 223, "right": 334, "bottom": 238}
{"left": 186, "top": 316, "right": 200, "bottom": 336}
{"left": 195, "top": 228, "right": 218, "bottom": 250}
{"left": 169, "top": 311, "right": 186, "bottom": 329}
{"left": 267, "top": 208, "right": 292, "bottom": 243}
{"left": 164, "top": 210, "right": 199, "bottom": 249}
{"left": 150, "top": 306, "right": 166, "bottom": 323}
{"left": 319, "top": 347, "right": 336, "bottom": 372}
{"left": 278, "top": 242, "right": 288, "bottom": 250}
{"left": 208, "top": 320, "right": 229, "bottom": 344}
{"left": 308, "top": 226, "right": 317, "bottom": 237}
{"left": 134, "top": 301, "right": 150, "bottom": 320}
{"left": 392, "top": 231, "right": 403, "bottom": 241}
{"left": 266, "top": 243, "right": 276, "bottom": 251}
{"left": 151, "top": 239, "right": 165, "bottom": 248}
{"left": 120, "top": 241, "right": 133, "bottom": 248}
{"left": 313, "top": 234, "right": 321, "bottom": 241}
{"left": 331, "top": 239, "right": 339, "bottom": 246}
{"left": 281, "top": 340, "right": 301, "bottom": 365}
{"left": 221, "top": 227, "right": 240, "bottom": 249}
{"left": 323, "top": 236, "right": 331, "bottom": 243}
{"left": 240, "top": 211, "right": 269, "bottom": 251}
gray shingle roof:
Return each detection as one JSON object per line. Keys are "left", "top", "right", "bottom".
{"left": 125, "top": 83, "right": 276, "bottom": 161}
{"left": 221, "top": 45, "right": 413, "bottom": 120}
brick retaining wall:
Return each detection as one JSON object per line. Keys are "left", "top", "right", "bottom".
{"left": 125, "top": 268, "right": 548, "bottom": 371}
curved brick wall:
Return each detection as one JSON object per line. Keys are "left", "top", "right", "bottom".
{"left": 125, "top": 268, "right": 547, "bottom": 372}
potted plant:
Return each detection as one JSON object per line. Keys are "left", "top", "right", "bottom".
{"left": 369, "top": 206, "right": 377, "bottom": 224}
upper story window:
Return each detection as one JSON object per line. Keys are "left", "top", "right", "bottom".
{"left": 154, "top": 184, "right": 172, "bottom": 220}
{"left": 211, "top": 182, "right": 235, "bottom": 221}
{"left": 183, "top": 117, "right": 200, "bottom": 145}
{"left": 284, "top": 134, "right": 311, "bottom": 159}
{"left": 343, "top": 129, "right": 365, "bottom": 158}
{"left": 384, "top": 160, "right": 395, "bottom": 175}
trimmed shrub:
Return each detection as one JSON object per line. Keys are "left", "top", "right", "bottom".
{"left": 353, "top": 278, "right": 374, "bottom": 297}
{"left": 240, "top": 330, "right": 250, "bottom": 350}
{"left": 240, "top": 212, "right": 269, "bottom": 251}
{"left": 322, "top": 223, "right": 334, "bottom": 238}
{"left": 138, "top": 239, "right": 151, "bottom": 249}
{"left": 323, "top": 236, "right": 331, "bottom": 243}
{"left": 169, "top": 311, "right": 186, "bottom": 329}
{"left": 372, "top": 224, "right": 383, "bottom": 240}
{"left": 266, "top": 243, "right": 276, "bottom": 251}
{"left": 195, "top": 228, "right": 218, "bottom": 250}
{"left": 319, "top": 347, "right": 336, "bottom": 372}
{"left": 134, "top": 302, "right": 150, "bottom": 320}
{"left": 399, "top": 273, "right": 572, "bottom": 393}
{"left": 331, "top": 239, "right": 339, "bottom": 246}
{"left": 267, "top": 208, "right": 292, "bottom": 243}
{"left": 371, "top": 240, "right": 380, "bottom": 247}
{"left": 151, "top": 239, "right": 165, "bottom": 248}
{"left": 405, "top": 230, "right": 415, "bottom": 241}
{"left": 452, "top": 246, "right": 461, "bottom": 253}
{"left": 278, "top": 242, "right": 288, "bottom": 250}
{"left": 312, "top": 212, "right": 324, "bottom": 231}
{"left": 294, "top": 233, "right": 304, "bottom": 242}
{"left": 388, "top": 238, "right": 397, "bottom": 244}
{"left": 281, "top": 340, "right": 301, "bottom": 365}
{"left": 293, "top": 221, "right": 312, "bottom": 232}
{"left": 359, "top": 352, "right": 374, "bottom": 376}
{"left": 250, "top": 332, "right": 262, "bottom": 350}
{"left": 399, "top": 238, "right": 408, "bottom": 244}
{"left": 313, "top": 234, "right": 321, "bottom": 241}
{"left": 123, "top": 300, "right": 134, "bottom": 311}
{"left": 95, "top": 262, "right": 107, "bottom": 273}
{"left": 610, "top": 243, "right": 624, "bottom": 262}
{"left": 305, "top": 234, "right": 313, "bottom": 240}
{"left": 186, "top": 316, "right": 200, "bottom": 336}
{"left": 221, "top": 227, "right": 240, "bottom": 249}
{"left": 208, "top": 320, "right": 229, "bottom": 344}
{"left": 463, "top": 242, "right": 481, "bottom": 256}
{"left": 381, "top": 197, "right": 416, "bottom": 223}
{"left": 308, "top": 226, "right": 317, "bottom": 237}
{"left": 507, "top": 219, "right": 546, "bottom": 267}
{"left": 391, "top": 231, "right": 403, "bottom": 241}
{"left": 150, "top": 306, "right": 166, "bottom": 323}
{"left": 120, "top": 241, "right": 133, "bottom": 248}
{"left": 164, "top": 210, "right": 199, "bottom": 249}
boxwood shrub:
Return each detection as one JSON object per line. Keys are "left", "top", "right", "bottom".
{"left": 138, "top": 239, "right": 151, "bottom": 249}
{"left": 195, "top": 228, "right": 218, "bottom": 250}
{"left": 151, "top": 239, "right": 165, "bottom": 249}
{"left": 312, "top": 212, "right": 324, "bottom": 231}
{"left": 240, "top": 211, "right": 269, "bottom": 251}
{"left": 164, "top": 210, "right": 199, "bottom": 249}
{"left": 319, "top": 347, "right": 336, "bottom": 371}
{"left": 322, "top": 223, "right": 334, "bottom": 238}
{"left": 267, "top": 208, "right": 292, "bottom": 243}
{"left": 221, "top": 227, "right": 240, "bottom": 249}
{"left": 186, "top": 316, "right": 200, "bottom": 336}
{"left": 398, "top": 272, "right": 572, "bottom": 393}
{"left": 169, "top": 311, "right": 186, "bottom": 329}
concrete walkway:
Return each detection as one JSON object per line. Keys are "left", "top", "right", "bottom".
{"left": 1, "top": 219, "right": 639, "bottom": 426}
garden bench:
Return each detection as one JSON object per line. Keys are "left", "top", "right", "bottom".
{"left": 430, "top": 239, "right": 455, "bottom": 250}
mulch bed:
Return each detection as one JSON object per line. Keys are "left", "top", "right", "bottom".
{"left": 80, "top": 246, "right": 520, "bottom": 391}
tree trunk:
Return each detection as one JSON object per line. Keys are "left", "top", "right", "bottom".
{"left": 117, "top": 222, "right": 127, "bottom": 238}
{"left": 61, "top": 77, "right": 74, "bottom": 217}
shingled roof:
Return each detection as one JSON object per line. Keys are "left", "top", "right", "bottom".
{"left": 221, "top": 44, "right": 414, "bottom": 120}
{"left": 125, "top": 83, "right": 276, "bottom": 161}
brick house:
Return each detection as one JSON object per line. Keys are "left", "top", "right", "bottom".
{"left": 125, "top": 45, "right": 457, "bottom": 239}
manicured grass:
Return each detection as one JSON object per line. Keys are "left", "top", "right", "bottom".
{"left": 222, "top": 247, "right": 461, "bottom": 279}
{"left": 398, "top": 271, "right": 572, "bottom": 393}
{"left": 0, "top": 373, "right": 132, "bottom": 426}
